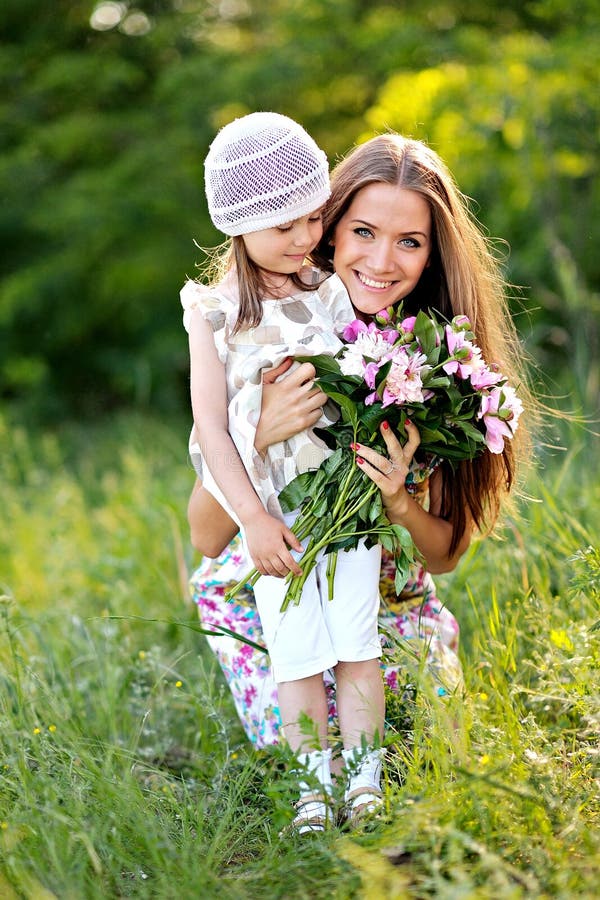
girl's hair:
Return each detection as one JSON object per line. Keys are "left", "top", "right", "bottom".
{"left": 203, "top": 238, "right": 319, "bottom": 334}
{"left": 313, "top": 133, "right": 535, "bottom": 552}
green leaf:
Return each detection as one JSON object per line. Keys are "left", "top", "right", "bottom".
{"left": 379, "top": 531, "right": 397, "bottom": 553}
{"left": 413, "top": 310, "right": 438, "bottom": 355}
{"left": 295, "top": 354, "right": 342, "bottom": 376}
{"left": 327, "top": 532, "right": 361, "bottom": 552}
{"left": 368, "top": 491, "right": 383, "bottom": 524}
{"left": 322, "top": 447, "right": 348, "bottom": 478}
{"left": 389, "top": 524, "right": 415, "bottom": 557}
{"left": 394, "top": 556, "right": 412, "bottom": 595}
{"left": 323, "top": 390, "right": 359, "bottom": 429}
{"left": 419, "top": 427, "right": 448, "bottom": 444}
{"left": 423, "top": 374, "right": 451, "bottom": 389}
{"left": 279, "top": 472, "right": 315, "bottom": 511}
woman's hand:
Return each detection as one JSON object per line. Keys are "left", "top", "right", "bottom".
{"left": 353, "top": 419, "right": 421, "bottom": 519}
{"left": 353, "top": 420, "right": 471, "bottom": 573}
{"left": 255, "top": 358, "right": 328, "bottom": 455}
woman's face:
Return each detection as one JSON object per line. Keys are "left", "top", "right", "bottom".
{"left": 331, "top": 182, "right": 432, "bottom": 320}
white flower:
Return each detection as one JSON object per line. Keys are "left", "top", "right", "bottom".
{"left": 339, "top": 330, "right": 395, "bottom": 376}
{"left": 339, "top": 344, "right": 367, "bottom": 376}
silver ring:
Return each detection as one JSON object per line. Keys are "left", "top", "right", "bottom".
{"left": 383, "top": 460, "right": 398, "bottom": 476}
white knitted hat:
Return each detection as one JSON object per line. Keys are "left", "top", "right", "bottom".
{"left": 204, "top": 112, "right": 330, "bottom": 236}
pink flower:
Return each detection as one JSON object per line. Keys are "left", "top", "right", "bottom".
{"left": 478, "top": 385, "right": 523, "bottom": 453}
{"left": 342, "top": 319, "right": 368, "bottom": 342}
{"left": 364, "top": 361, "right": 381, "bottom": 389}
{"left": 470, "top": 364, "right": 504, "bottom": 390}
{"left": 401, "top": 315, "right": 417, "bottom": 333}
{"left": 380, "top": 328, "right": 400, "bottom": 342}
{"left": 385, "top": 670, "right": 399, "bottom": 690}
{"left": 381, "top": 347, "right": 430, "bottom": 406}
{"left": 244, "top": 685, "right": 257, "bottom": 705}
{"left": 451, "top": 314, "right": 472, "bottom": 330}
{"left": 443, "top": 326, "right": 483, "bottom": 379}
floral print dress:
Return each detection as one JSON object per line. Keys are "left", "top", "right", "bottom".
{"left": 189, "top": 455, "right": 463, "bottom": 749}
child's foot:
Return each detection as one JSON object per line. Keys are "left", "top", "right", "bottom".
{"left": 283, "top": 747, "right": 334, "bottom": 836}
{"left": 344, "top": 786, "right": 383, "bottom": 826}
{"left": 287, "top": 792, "right": 334, "bottom": 835}
{"left": 342, "top": 746, "right": 385, "bottom": 828}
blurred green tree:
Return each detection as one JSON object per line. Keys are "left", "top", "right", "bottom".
{"left": 0, "top": 0, "right": 597, "bottom": 418}
{"left": 362, "top": 19, "right": 599, "bottom": 392}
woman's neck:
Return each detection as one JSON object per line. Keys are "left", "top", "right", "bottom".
{"left": 354, "top": 309, "right": 375, "bottom": 324}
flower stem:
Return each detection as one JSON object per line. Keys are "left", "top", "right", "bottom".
{"left": 325, "top": 550, "right": 338, "bottom": 601}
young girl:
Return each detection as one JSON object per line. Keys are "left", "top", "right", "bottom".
{"left": 182, "top": 113, "right": 386, "bottom": 833}
{"left": 185, "top": 131, "right": 534, "bottom": 830}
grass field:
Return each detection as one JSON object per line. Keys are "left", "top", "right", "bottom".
{"left": 1, "top": 412, "right": 598, "bottom": 899}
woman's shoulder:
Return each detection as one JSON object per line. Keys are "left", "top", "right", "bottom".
{"left": 408, "top": 454, "right": 442, "bottom": 485}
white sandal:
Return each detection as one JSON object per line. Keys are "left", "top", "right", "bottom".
{"left": 283, "top": 791, "right": 334, "bottom": 836}
{"left": 344, "top": 785, "right": 384, "bottom": 826}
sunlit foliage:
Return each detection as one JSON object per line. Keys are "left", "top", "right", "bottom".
{"left": 0, "top": 0, "right": 598, "bottom": 418}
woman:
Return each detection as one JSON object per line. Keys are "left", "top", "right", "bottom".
{"left": 185, "top": 133, "right": 528, "bottom": 773}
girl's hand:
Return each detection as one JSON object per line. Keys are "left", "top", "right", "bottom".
{"left": 244, "top": 509, "right": 304, "bottom": 577}
{"left": 353, "top": 420, "right": 421, "bottom": 519}
{"left": 255, "top": 358, "right": 328, "bottom": 455}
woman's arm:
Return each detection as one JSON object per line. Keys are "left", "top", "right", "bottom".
{"left": 354, "top": 422, "right": 473, "bottom": 574}
{"left": 187, "top": 477, "right": 239, "bottom": 556}
{"left": 187, "top": 357, "right": 327, "bottom": 558}
{"left": 188, "top": 311, "right": 302, "bottom": 576}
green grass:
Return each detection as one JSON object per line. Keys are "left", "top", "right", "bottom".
{"left": 1, "top": 412, "right": 598, "bottom": 899}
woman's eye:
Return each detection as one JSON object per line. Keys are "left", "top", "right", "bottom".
{"left": 277, "top": 225, "right": 293, "bottom": 233}
{"left": 308, "top": 214, "right": 322, "bottom": 223}
{"left": 353, "top": 227, "right": 373, "bottom": 238}
{"left": 400, "top": 237, "right": 420, "bottom": 248}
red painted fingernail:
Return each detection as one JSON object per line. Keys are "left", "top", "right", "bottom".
{"left": 356, "top": 456, "right": 364, "bottom": 465}
{"left": 350, "top": 442, "right": 359, "bottom": 450}
{"left": 405, "top": 418, "right": 412, "bottom": 426}
{"left": 382, "top": 421, "right": 389, "bottom": 430}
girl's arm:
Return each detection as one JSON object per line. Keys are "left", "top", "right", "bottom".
{"left": 188, "top": 311, "right": 302, "bottom": 576}
{"left": 354, "top": 422, "right": 473, "bottom": 574}
{"left": 188, "top": 358, "right": 328, "bottom": 558}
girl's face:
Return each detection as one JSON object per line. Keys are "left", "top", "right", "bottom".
{"left": 331, "top": 183, "right": 432, "bottom": 320}
{"left": 241, "top": 210, "right": 324, "bottom": 284}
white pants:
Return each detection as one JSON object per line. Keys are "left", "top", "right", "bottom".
{"left": 252, "top": 513, "right": 382, "bottom": 683}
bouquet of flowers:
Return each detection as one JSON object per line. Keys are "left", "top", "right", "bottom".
{"left": 227, "top": 305, "right": 523, "bottom": 610}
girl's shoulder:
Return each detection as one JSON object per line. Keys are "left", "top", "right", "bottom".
{"left": 314, "top": 272, "right": 355, "bottom": 330}
{"left": 180, "top": 277, "right": 238, "bottom": 334}
{"left": 295, "top": 265, "right": 328, "bottom": 289}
